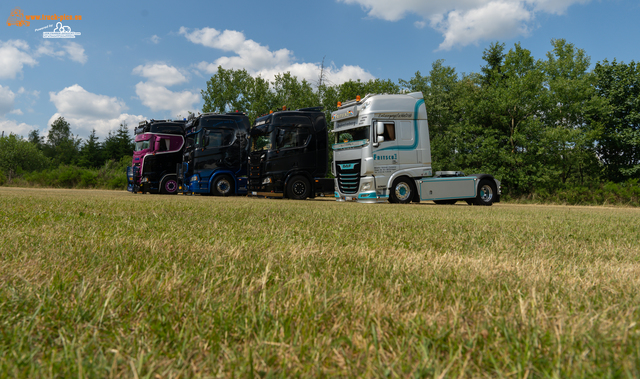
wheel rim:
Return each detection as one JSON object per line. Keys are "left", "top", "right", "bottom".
{"left": 395, "top": 182, "right": 411, "bottom": 202}
{"left": 292, "top": 181, "right": 306, "bottom": 196}
{"left": 217, "top": 179, "right": 231, "bottom": 194}
{"left": 479, "top": 184, "right": 493, "bottom": 202}
{"left": 165, "top": 180, "right": 177, "bottom": 193}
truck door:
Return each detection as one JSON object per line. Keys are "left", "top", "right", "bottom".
{"left": 267, "top": 116, "right": 313, "bottom": 187}
{"left": 194, "top": 120, "right": 237, "bottom": 179}
{"left": 372, "top": 121, "right": 398, "bottom": 190}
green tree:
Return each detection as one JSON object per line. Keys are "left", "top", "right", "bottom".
{"left": 593, "top": 59, "right": 640, "bottom": 181}
{"left": 79, "top": 129, "right": 104, "bottom": 168}
{"left": 481, "top": 42, "right": 506, "bottom": 87}
{"left": 44, "top": 117, "right": 81, "bottom": 166}
{"left": 0, "top": 133, "right": 49, "bottom": 182}
{"left": 28, "top": 129, "right": 43, "bottom": 150}
{"left": 202, "top": 66, "right": 254, "bottom": 114}
{"left": 104, "top": 123, "right": 134, "bottom": 161}
{"left": 272, "top": 72, "right": 317, "bottom": 112}
{"left": 540, "top": 39, "right": 605, "bottom": 187}
{"left": 457, "top": 43, "right": 547, "bottom": 195}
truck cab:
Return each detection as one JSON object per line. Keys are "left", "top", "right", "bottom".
{"left": 177, "top": 112, "right": 251, "bottom": 196}
{"left": 248, "top": 107, "right": 333, "bottom": 199}
{"left": 127, "top": 119, "right": 186, "bottom": 194}
{"left": 332, "top": 92, "right": 501, "bottom": 205}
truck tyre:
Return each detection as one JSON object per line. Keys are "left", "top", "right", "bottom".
{"left": 434, "top": 200, "right": 457, "bottom": 205}
{"left": 390, "top": 177, "right": 415, "bottom": 204}
{"left": 287, "top": 176, "right": 310, "bottom": 200}
{"left": 212, "top": 175, "right": 234, "bottom": 196}
{"left": 474, "top": 179, "right": 496, "bottom": 206}
{"left": 160, "top": 177, "right": 178, "bottom": 194}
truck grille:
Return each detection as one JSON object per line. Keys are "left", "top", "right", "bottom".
{"left": 336, "top": 159, "right": 360, "bottom": 194}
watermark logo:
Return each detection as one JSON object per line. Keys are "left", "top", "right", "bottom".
{"left": 43, "top": 22, "right": 81, "bottom": 38}
{"left": 7, "top": 7, "right": 29, "bottom": 27}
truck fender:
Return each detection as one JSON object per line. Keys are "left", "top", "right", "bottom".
{"left": 386, "top": 169, "right": 421, "bottom": 190}
{"left": 467, "top": 174, "right": 499, "bottom": 190}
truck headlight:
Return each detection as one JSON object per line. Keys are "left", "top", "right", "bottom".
{"left": 141, "top": 177, "right": 149, "bottom": 183}
{"left": 262, "top": 177, "right": 272, "bottom": 185}
{"left": 361, "top": 182, "right": 371, "bottom": 191}
{"left": 190, "top": 175, "right": 199, "bottom": 183}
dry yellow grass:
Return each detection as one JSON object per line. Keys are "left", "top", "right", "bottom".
{"left": 1, "top": 187, "right": 639, "bottom": 377}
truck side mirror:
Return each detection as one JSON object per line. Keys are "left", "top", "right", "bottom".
{"left": 373, "top": 135, "right": 384, "bottom": 147}
{"left": 376, "top": 121, "right": 384, "bottom": 136}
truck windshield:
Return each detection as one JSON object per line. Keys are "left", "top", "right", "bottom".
{"left": 334, "top": 126, "right": 370, "bottom": 145}
{"left": 135, "top": 140, "right": 150, "bottom": 151}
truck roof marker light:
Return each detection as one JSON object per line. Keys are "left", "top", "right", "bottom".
{"left": 283, "top": 106, "right": 287, "bottom": 111}
{"left": 356, "top": 95, "right": 360, "bottom": 101}
{"left": 270, "top": 110, "right": 274, "bottom": 114}
{"left": 337, "top": 102, "right": 342, "bottom": 107}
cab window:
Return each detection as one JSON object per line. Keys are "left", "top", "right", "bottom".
{"left": 276, "top": 128, "right": 311, "bottom": 150}
{"left": 382, "top": 122, "right": 396, "bottom": 141}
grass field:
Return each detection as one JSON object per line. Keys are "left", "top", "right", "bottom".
{"left": 1, "top": 187, "right": 639, "bottom": 378}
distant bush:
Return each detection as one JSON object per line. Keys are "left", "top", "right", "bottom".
{"left": 7, "top": 157, "right": 132, "bottom": 190}
{"left": 507, "top": 179, "right": 640, "bottom": 206}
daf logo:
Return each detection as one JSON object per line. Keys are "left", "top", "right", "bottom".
{"left": 339, "top": 163, "right": 355, "bottom": 170}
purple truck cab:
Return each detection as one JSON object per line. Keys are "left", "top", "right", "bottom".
{"left": 127, "top": 119, "right": 186, "bottom": 194}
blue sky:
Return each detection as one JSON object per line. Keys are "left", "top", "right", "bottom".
{"left": 1, "top": 0, "right": 639, "bottom": 140}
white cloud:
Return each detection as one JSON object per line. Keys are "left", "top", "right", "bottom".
{"left": 0, "top": 40, "right": 37, "bottom": 79}
{"left": 181, "top": 27, "right": 374, "bottom": 84}
{"left": 132, "top": 64, "right": 188, "bottom": 86}
{"left": 0, "top": 119, "right": 37, "bottom": 138}
{"left": 150, "top": 35, "right": 161, "bottom": 44}
{"left": 131, "top": 63, "right": 200, "bottom": 117}
{"left": 437, "top": 2, "right": 533, "bottom": 50}
{"left": 35, "top": 41, "right": 87, "bottom": 64}
{"left": 63, "top": 42, "right": 87, "bottom": 64}
{"left": 338, "top": 0, "right": 592, "bottom": 50}
{"left": 134, "top": 82, "right": 200, "bottom": 118}
{"left": 48, "top": 85, "right": 144, "bottom": 138}
{"left": 0, "top": 85, "right": 16, "bottom": 116}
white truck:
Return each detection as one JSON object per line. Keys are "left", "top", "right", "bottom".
{"left": 331, "top": 92, "right": 501, "bottom": 205}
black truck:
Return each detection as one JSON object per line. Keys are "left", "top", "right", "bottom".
{"left": 177, "top": 112, "right": 251, "bottom": 196}
{"left": 248, "top": 107, "right": 334, "bottom": 199}
{"left": 127, "top": 119, "right": 186, "bottom": 194}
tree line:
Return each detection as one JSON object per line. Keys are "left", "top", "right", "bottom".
{"left": 1, "top": 38, "right": 638, "bottom": 201}
{"left": 201, "top": 39, "right": 639, "bottom": 198}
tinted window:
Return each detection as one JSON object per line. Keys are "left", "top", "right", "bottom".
{"left": 276, "top": 127, "right": 311, "bottom": 150}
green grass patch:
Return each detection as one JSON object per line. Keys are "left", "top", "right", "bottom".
{"left": 1, "top": 188, "right": 639, "bottom": 377}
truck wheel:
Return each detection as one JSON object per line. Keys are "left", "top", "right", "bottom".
{"left": 434, "top": 200, "right": 457, "bottom": 205}
{"left": 212, "top": 175, "right": 234, "bottom": 196}
{"left": 287, "top": 176, "right": 310, "bottom": 200}
{"left": 160, "top": 177, "right": 178, "bottom": 194}
{"left": 390, "top": 177, "right": 415, "bottom": 204}
{"left": 474, "top": 180, "right": 496, "bottom": 206}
